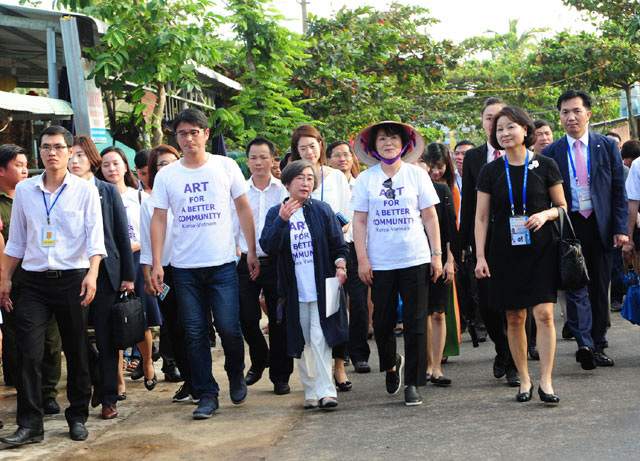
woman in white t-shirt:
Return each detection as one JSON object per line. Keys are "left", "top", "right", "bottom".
{"left": 351, "top": 121, "right": 443, "bottom": 406}
{"left": 97, "top": 147, "right": 162, "bottom": 393}
{"left": 290, "top": 125, "right": 352, "bottom": 391}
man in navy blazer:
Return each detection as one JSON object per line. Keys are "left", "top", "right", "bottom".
{"left": 543, "top": 89, "right": 628, "bottom": 370}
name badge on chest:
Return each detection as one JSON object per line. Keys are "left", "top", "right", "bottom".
{"left": 577, "top": 184, "right": 593, "bottom": 211}
{"left": 509, "top": 215, "right": 530, "bottom": 246}
{"left": 41, "top": 225, "right": 56, "bottom": 247}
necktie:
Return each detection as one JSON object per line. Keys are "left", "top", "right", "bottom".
{"left": 493, "top": 149, "right": 500, "bottom": 161}
{"left": 574, "top": 140, "right": 592, "bottom": 218}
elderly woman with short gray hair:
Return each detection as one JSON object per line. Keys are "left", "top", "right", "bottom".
{"left": 260, "top": 160, "right": 349, "bottom": 410}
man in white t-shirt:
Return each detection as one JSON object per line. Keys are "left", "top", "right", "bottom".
{"left": 151, "top": 108, "right": 259, "bottom": 420}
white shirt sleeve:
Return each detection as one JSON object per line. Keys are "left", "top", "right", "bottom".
{"left": 140, "top": 199, "right": 152, "bottom": 266}
{"left": 4, "top": 184, "right": 28, "bottom": 259}
{"left": 350, "top": 173, "right": 370, "bottom": 212}
{"left": 151, "top": 169, "right": 170, "bottom": 210}
{"left": 228, "top": 159, "right": 250, "bottom": 200}
{"left": 626, "top": 159, "right": 640, "bottom": 200}
{"left": 84, "top": 184, "right": 106, "bottom": 259}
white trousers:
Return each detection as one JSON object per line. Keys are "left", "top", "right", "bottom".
{"left": 296, "top": 301, "right": 336, "bottom": 400}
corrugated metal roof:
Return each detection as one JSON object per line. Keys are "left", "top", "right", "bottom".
{"left": 0, "top": 90, "right": 73, "bottom": 116}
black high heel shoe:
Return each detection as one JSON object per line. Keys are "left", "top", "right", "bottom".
{"left": 145, "top": 374, "right": 157, "bottom": 391}
{"left": 516, "top": 383, "right": 533, "bottom": 402}
{"left": 334, "top": 375, "right": 352, "bottom": 392}
{"left": 538, "top": 386, "right": 559, "bottom": 404}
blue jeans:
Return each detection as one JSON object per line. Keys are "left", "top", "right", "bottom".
{"left": 172, "top": 263, "right": 245, "bottom": 398}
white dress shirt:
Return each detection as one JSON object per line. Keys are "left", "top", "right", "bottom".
{"left": 565, "top": 130, "right": 590, "bottom": 212}
{"left": 5, "top": 172, "right": 106, "bottom": 271}
{"left": 486, "top": 142, "right": 504, "bottom": 164}
{"left": 234, "top": 175, "right": 285, "bottom": 257}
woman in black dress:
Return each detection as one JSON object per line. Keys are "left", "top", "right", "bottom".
{"left": 474, "top": 107, "right": 566, "bottom": 404}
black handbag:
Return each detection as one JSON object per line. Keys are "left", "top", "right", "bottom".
{"left": 111, "top": 291, "right": 146, "bottom": 349}
{"left": 555, "top": 207, "right": 590, "bottom": 291}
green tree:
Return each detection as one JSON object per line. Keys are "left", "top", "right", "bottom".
{"left": 293, "top": 3, "right": 461, "bottom": 142}
{"left": 219, "top": 0, "right": 311, "bottom": 149}
{"left": 530, "top": 30, "right": 640, "bottom": 137}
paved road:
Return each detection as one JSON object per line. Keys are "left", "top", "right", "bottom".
{"left": 1, "top": 306, "right": 639, "bottom": 460}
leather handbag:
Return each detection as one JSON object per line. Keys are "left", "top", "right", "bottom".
{"left": 111, "top": 291, "right": 146, "bottom": 349}
{"left": 555, "top": 207, "right": 590, "bottom": 291}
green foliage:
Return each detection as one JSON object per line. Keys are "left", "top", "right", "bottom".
{"left": 75, "top": 0, "right": 222, "bottom": 146}
{"left": 220, "top": 0, "right": 311, "bottom": 151}
{"left": 292, "top": 3, "right": 460, "bottom": 143}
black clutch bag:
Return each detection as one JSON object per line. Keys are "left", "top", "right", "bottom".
{"left": 111, "top": 291, "right": 146, "bottom": 349}
{"left": 555, "top": 207, "right": 590, "bottom": 291}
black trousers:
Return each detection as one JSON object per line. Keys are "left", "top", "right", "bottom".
{"left": 157, "top": 266, "right": 192, "bottom": 388}
{"left": 472, "top": 256, "right": 512, "bottom": 367}
{"left": 371, "top": 264, "right": 428, "bottom": 387}
{"left": 237, "top": 255, "right": 292, "bottom": 384}
{"left": 345, "top": 243, "right": 370, "bottom": 363}
{"left": 16, "top": 270, "right": 91, "bottom": 429}
{"left": 570, "top": 212, "right": 613, "bottom": 350}
{"left": 455, "top": 256, "right": 484, "bottom": 331}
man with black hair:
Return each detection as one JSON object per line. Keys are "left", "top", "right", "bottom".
{"left": 234, "top": 137, "right": 292, "bottom": 393}
{"left": 533, "top": 120, "right": 554, "bottom": 155}
{"left": 151, "top": 108, "right": 259, "bottom": 420}
{"left": 459, "top": 97, "right": 519, "bottom": 387}
{"left": 543, "top": 89, "right": 628, "bottom": 370}
{"left": 0, "top": 126, "right": 105, "bottom": 445}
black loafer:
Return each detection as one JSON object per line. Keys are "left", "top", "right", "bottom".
{"left": 353, "top": 361, "right": 371, "bottom": 373}
{"left": 69, "top": 422, "right": 88, "bottom": 441}
{"left": 493, "top": 356, "right": 507, "bottom": 379}
{"left": 164, "top": 367, "right": 184, "bottom": 383}
{"left": 245, "top": 366, "right": 265, "bottom": 386}
{"left": 274, "top": 382, "right": 291, "bottom": 395}
{"left": 506, "top": 367, "right": 520, "bottom": 387}
{"left": 576, "top": 346, "right": 596, "bottom": 370}
{"left": 528, "top": 346, "right": 540, "bottom": 361}
{"left": 43, "top": 397, "right": 60, "bottom": 415}
{"left": 562, "top": 322, "right": 574, "bottom": 339}
{"left": 404, "top": 385, "right": 422, "bottom": 406}
{"left": 594, "top": 351, "right": 614, "bottom": 367}
{"left": 0, "top": 426, "right": 44, "bottom": 445}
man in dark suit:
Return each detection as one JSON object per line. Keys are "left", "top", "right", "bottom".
{"left": 543, "top": 89, "right": 628, "bottom": 370}
{"left": 459, "top": 97, "right": 519, "bottom": 387}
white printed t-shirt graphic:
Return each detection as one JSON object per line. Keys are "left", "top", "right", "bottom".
{"left": 290, "top": 208, "right": 317, "bottom": 302}
{"left": 151, "top": 154, "right": 249, "bottom": 269}
{"left": 350, "top": 162, "right": 439, "bottom": 271}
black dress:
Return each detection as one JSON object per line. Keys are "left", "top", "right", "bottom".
{"left": 476, "top": 153, "right": 563, "bottom": 310}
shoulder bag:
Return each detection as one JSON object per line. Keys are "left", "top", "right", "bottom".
{"left": 111, "top": 291, "right": 146, "bottom": 349}
{"left": 555, "top": 207, "right": 589, "bottom": 291}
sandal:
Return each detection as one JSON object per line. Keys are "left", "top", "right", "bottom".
{"left": 126, "top": 358, "right": 140, "bottom": 372}
{"left": 302, "top": 399, "right": 318, "bottom": 410}
{"left": 122, "top": 359, "right": 130, "bottom": 371}
{"left": 318, "top": 396, "right": 338, "bottom": 410}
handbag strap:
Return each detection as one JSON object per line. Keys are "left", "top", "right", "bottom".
{"left": 556, "top": 207, "right": 578, "bottom": 240}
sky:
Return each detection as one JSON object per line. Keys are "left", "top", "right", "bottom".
{"left": 3, "top": 0, "right": 596, "bottom": 41}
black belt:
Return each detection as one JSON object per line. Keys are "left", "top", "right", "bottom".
{"left": 28, "top": 269, "right": 87, "bottom": 279}
{"left": 240, "top": 253, "right": 274, "bottom": 266}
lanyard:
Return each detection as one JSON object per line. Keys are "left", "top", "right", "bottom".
{"left": 41, "top": 183, "right": 67, "bottom": 225}
{"left": 504, "top": 151, "right": 529, "bottom": 216}
{"left": 321, "top": 166, "right": 324, "bottom": 202}
{"left": 566, "top": 141, "right": 590, "bottom": 186}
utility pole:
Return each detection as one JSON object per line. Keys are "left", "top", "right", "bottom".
{"left": 297, "top": 0, "right": 310, "bottom": 34}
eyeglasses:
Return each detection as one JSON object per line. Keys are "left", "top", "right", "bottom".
{"left": 382, "top": 178, "right": 395, "bottom": 200}
{"left": 176, "top": 129, "right": 203, "bottom": 139}
{"left": 40, "top": 144, "right": 68, "bottom": 152}
{"left": 331, "top": 153, "right": 352, "bottom": 159}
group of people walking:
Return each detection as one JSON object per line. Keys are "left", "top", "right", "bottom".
{"left": 0, "top": 87, "right": 633, "bottom": 446}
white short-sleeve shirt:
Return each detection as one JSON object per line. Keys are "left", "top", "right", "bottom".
{"left": 626, "top": 157, "right": 640, "bottom": 200}
{"left": 151, "top": 154, "right": 249, "bottom": 269}
{"left": 350, "top": 162, "right": 439, "bottom": 270}
{"left": 290, "top": 209, "right": 317, "bottom": 302}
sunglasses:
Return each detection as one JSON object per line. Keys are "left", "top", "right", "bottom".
{"left": 382, "top": 178, "right": 395, "bottom": 200}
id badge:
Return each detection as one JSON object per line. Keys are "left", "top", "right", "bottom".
{"left": 41, "top": 225, "right": 56, "bottom": 247}
{"left": 577, "top": 185, "right": 593, "bottom": 211}
{"left": 509, "top": 215, "right": 531, "bottom": 246}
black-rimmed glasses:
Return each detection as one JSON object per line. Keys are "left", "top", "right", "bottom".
{"left": 382, "top": 178, "right": 395, "bottom": 200}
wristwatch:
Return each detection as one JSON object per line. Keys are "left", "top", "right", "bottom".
{"left": 431, "top": 249, "right": 442, "bottom": 256}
